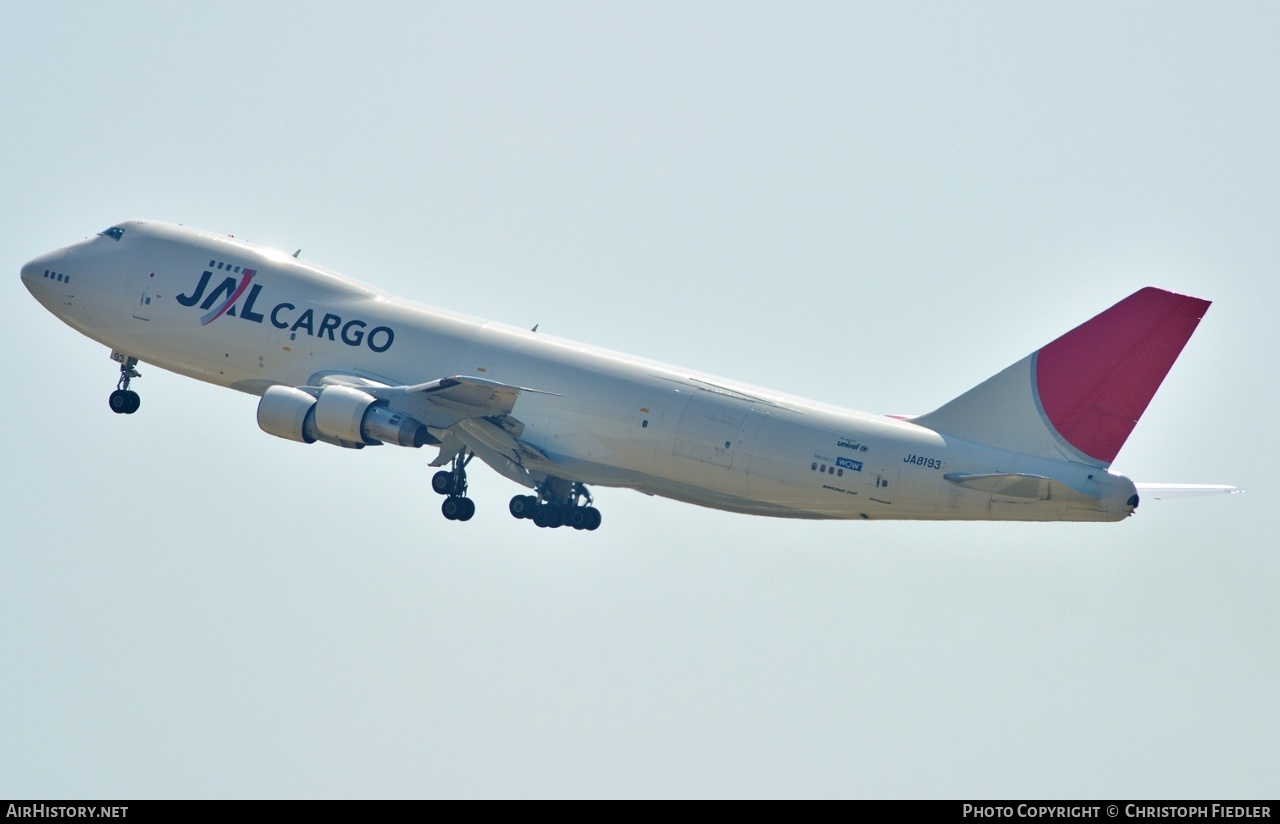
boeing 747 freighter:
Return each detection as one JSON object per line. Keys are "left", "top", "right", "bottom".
{"left": 22, "top": 220, "right": 1234, "bottom": 530}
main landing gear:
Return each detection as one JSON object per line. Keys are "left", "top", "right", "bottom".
{"left": 431, "top": 452, "right": 475, "bottom": 521}
{"left": 429, "top": 458, "right": 603, "bottom": 531}
{"left": 509, "top": 480, "right": 602, "bottom": 531}
{"left": 108, "top": 356, "right": 141, "bottom": 415}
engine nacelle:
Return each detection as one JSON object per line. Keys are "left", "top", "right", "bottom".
{"left": 257, "top": 384, "right": 430, "bottom": 449}
{"left": 358, "top": 402, "right": 435, "bottom": 448}
{"left": 257, "top": 385, "right": 322, "bottom": 444}
{"left": 313, "top": 384, "right": 380, "bottom": 444}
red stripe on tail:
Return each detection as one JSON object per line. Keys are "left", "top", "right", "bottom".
{"left": 1035, "top": 287, "right": 1210, "bottom": 465}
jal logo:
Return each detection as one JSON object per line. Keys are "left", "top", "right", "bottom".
{"left": 176, "top": 269, "right": 395, "bottom": 353}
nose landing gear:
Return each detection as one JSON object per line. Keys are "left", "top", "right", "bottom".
{"left": 108, "top": 355, "right": 141, "bottom": 415}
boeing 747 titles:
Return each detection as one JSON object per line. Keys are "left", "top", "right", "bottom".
{"left": 22, "top": 220, "right": 1236, "bottom": 530}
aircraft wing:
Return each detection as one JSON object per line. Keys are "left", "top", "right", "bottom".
{"left": 314, "top": 373, "right": 556, "bottom": 426}
{"left": 316, "top": 373, "right": 559, "bottom": 483}
{"left": 403, "top": 375, "right": 557, "bottom": 416}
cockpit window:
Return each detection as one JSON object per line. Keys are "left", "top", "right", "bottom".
{"left": 99, "top": 226, "right": 125, "bottom": 240}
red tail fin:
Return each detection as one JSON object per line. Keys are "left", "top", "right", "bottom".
{"left": 1035, "top": 287, "right": 1210, "bottom": 464}
{"left": 912, "top": 288, "right": 1210, "bottom": 467}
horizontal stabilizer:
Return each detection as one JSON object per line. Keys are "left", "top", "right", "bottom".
{"left": 1134, "top": 483, "right": 1245, "bottom": 500}
{"left": 944, "top": 472, "right": 1099, "bottom": 504}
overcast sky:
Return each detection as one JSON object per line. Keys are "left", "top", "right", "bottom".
{"left": 2, "top": 1, "right": 1276, "bottom": 798}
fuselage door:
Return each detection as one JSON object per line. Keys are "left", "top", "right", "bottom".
{"left": 732, "top": 408, "right": 768, "bottom": 474}
{"left": 673, "top": 393, "right": 746, "bottom": 468}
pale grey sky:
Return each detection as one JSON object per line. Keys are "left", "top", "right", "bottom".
{"left": 2, "top": 1, "right": 1275, "bottom": 798}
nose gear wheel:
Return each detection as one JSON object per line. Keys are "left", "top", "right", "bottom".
{"left": 109, "top": 356, "right": 141, "bottom": 414}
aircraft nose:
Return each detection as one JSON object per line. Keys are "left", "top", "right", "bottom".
{"left": 21, "top": 248, "right": 67, "bottom": 301}
{"left": 20, "top": 257, "right": 43, "bottom": 294}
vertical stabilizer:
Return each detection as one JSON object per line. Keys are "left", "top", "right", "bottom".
{"left": 911, "top": 288, "right": 1210, "bottom": 467}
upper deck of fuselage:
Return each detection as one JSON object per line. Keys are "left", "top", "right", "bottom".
{"left": 30, "top": 219, "right": 906, "bottom": 438}
{"left": 108, "top": 219, "right": 383, "bottom": 299}
{"left": 147, "top": 221, "right": 901, "bottom": 429}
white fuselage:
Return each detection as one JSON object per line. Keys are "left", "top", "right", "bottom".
{"left": 21, "top": 220, "right": 1137, "bottom": 522}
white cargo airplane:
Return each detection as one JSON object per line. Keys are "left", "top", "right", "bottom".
{"left": 22, "top": 220, "right": 1234, "bottom": 530}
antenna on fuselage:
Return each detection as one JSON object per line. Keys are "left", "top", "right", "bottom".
{"left": 531, "top": 323, "right": 539, "bottom": 332}
{"left": 292, "top": 249, "right": 301, "bottom": 258}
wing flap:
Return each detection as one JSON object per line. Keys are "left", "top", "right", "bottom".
{"left": 456, "top": 416, "right": 551, "bottom": 465}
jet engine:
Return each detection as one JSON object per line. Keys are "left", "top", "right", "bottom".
{"left": 256, "top": 384, "right": 432, "bottom": 448}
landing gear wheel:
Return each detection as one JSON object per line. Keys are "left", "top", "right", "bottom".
{"left": 545, "top": 505, "right": 565, "bottom": 529}
{"left": 524, "top": 480, "right": 602, "bottom": 532}
{"left": 109, "top": 390, "right": 140, "bottom": 414}
{"left": 432, "top": 452, "right": 471, "bottom": 499}
{"left": 509, "top": 495, "right": 536, "bottom": 519}
{"left": 568, "top": 507, "right": 602, "bottom": 530}
{"left": 442, "top": 495, "right": 475, "bottom": 522}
